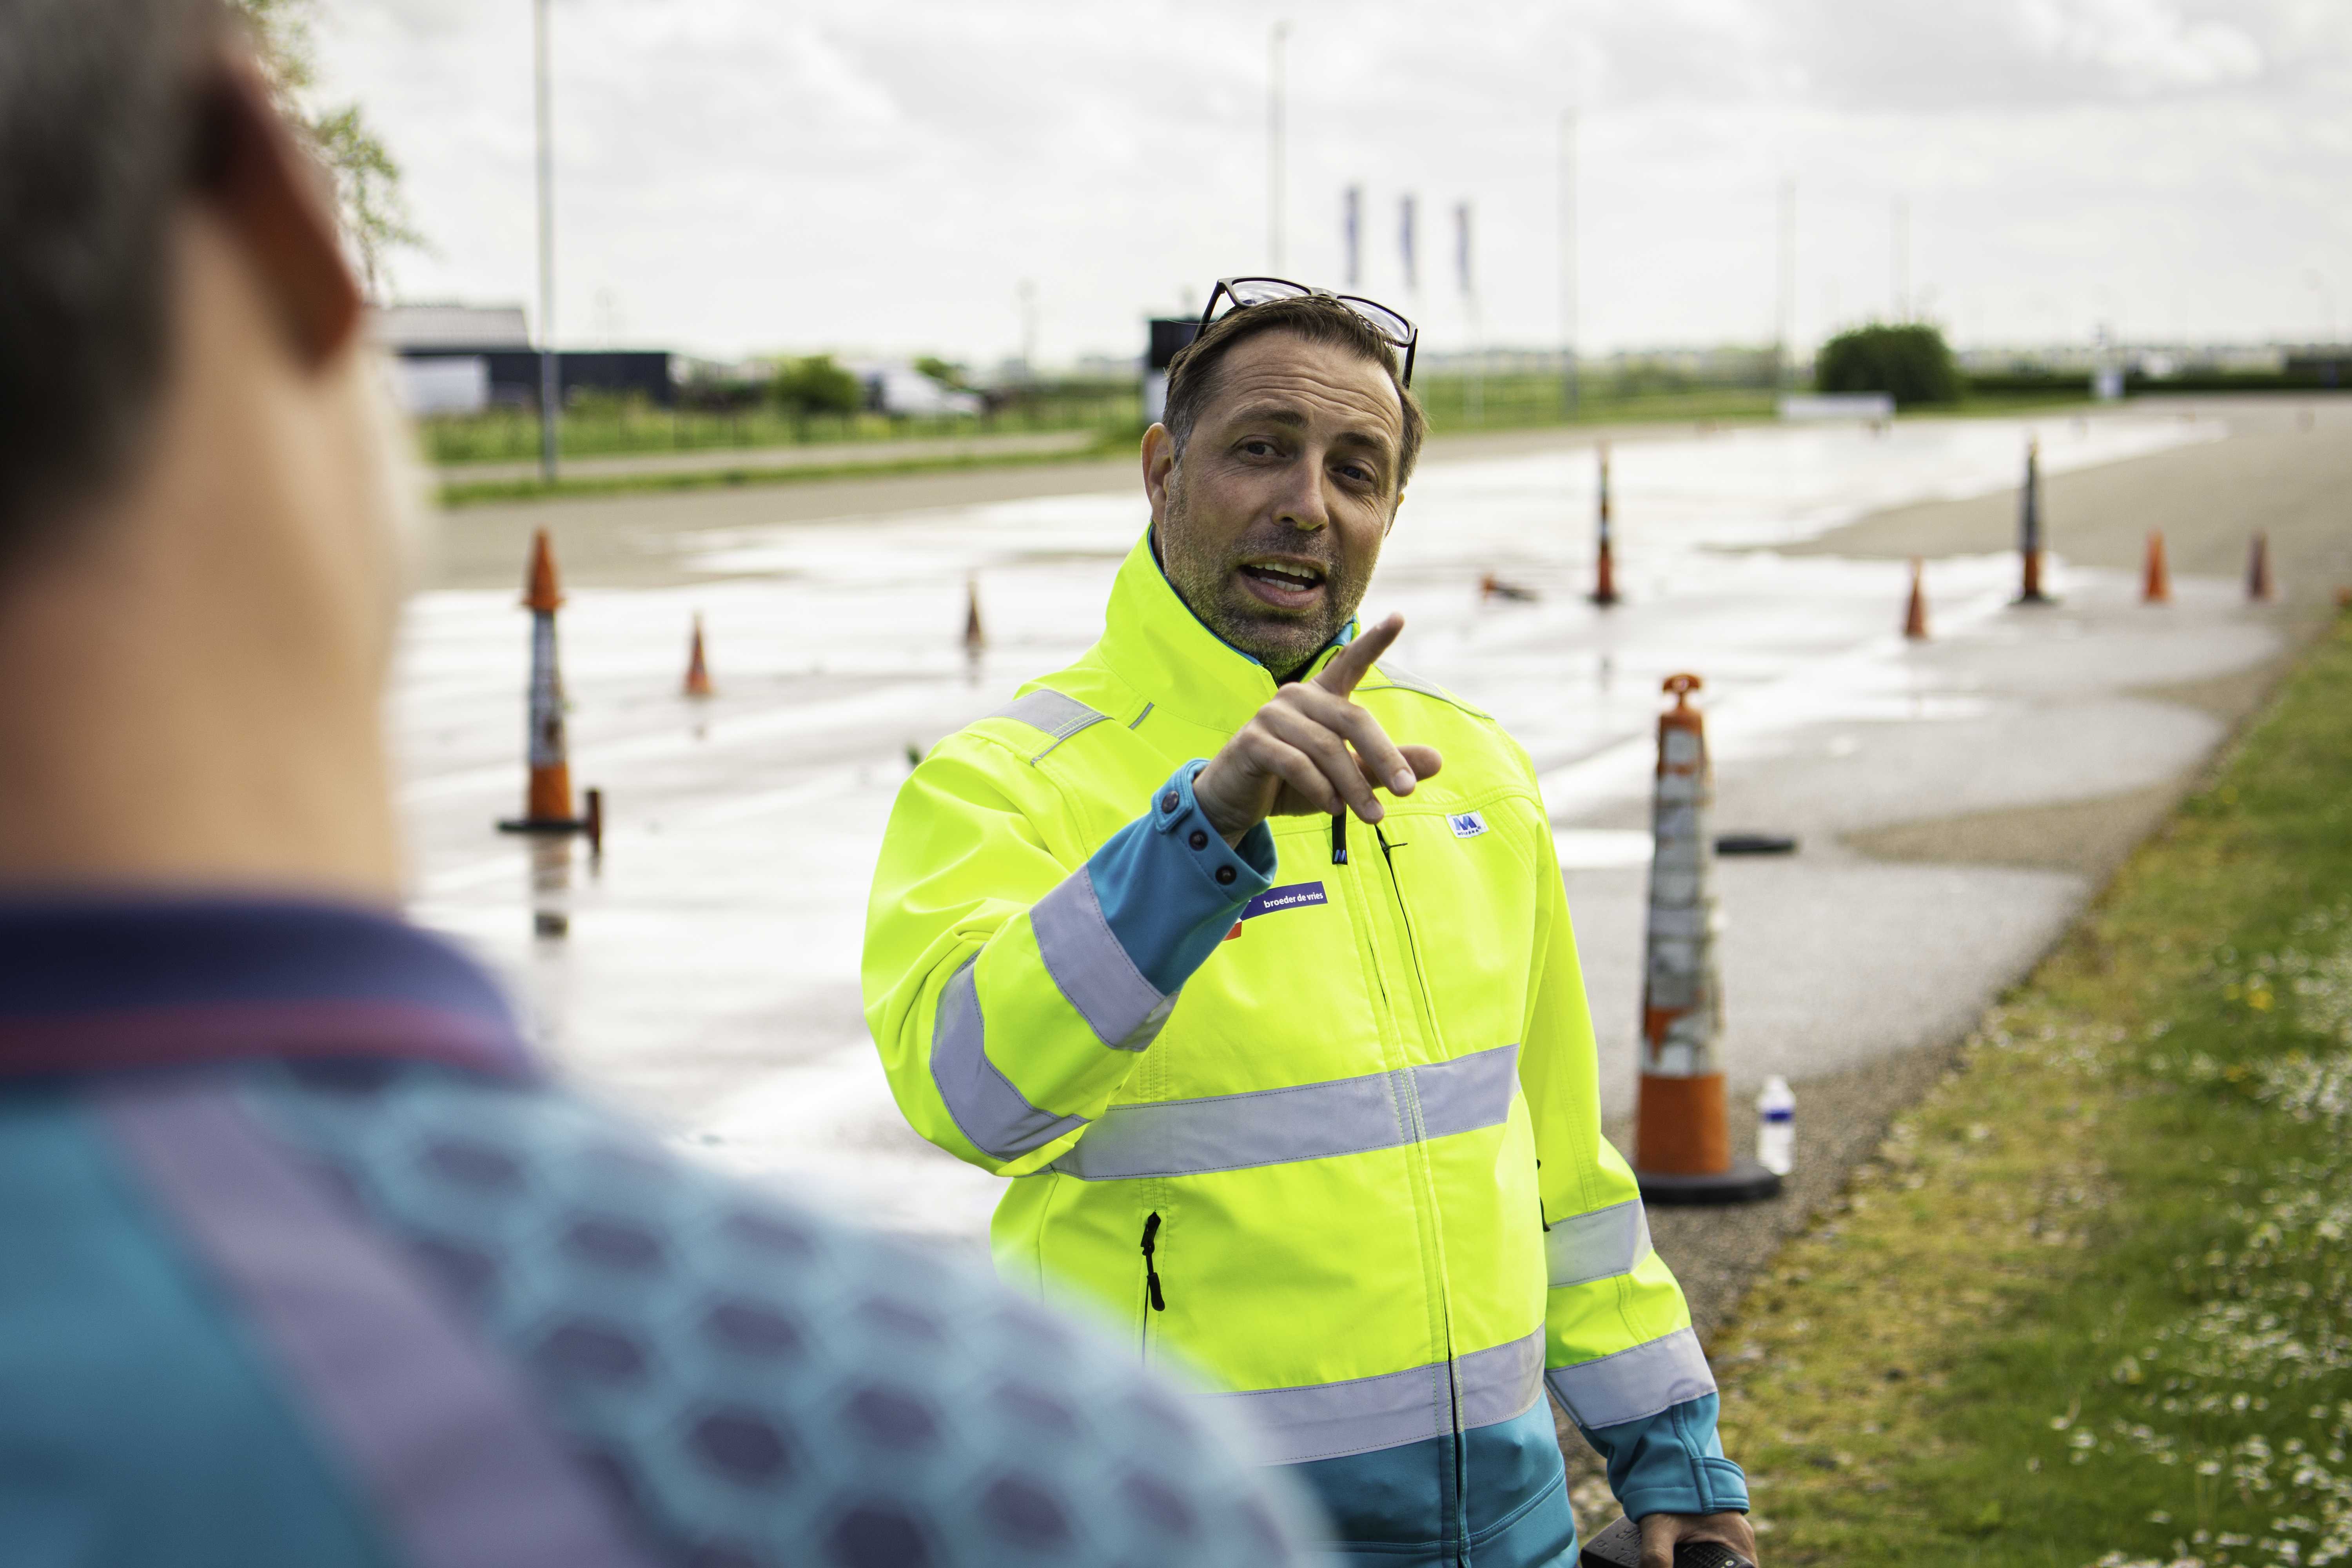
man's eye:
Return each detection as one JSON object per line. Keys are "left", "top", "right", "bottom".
{"left": 1338, "top": 463, "right": 1374, "bottom": 485}
{"left": 1241, "top": 439, "right": 1277, "bottom": 457}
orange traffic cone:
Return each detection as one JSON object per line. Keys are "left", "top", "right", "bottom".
{"left": 498, "top": 528, "right": 587, "bottom": 834}
{"left": 2247, "top": 532, "right": 2275, "bottom": 602}
{"left": 1633, "top": 674, "right": 1780, "bottom": 1204}
{"left": 963, "top": 576, "right": 985, "bottom": 656}
{"left": 2143, "top": 530, "right": 2171, "bottom": 604}
{"left": 1903, "top": 558, "right": 1929, "bottom": 640}
{"left": 683, "top": 613, "right": 715, "bottom": 698}
{"left": 2015, "top": 439, "right": 2052, "bottom": 605}
{"left": 1591, "top": 443, "right": 1619, "bottom": 607}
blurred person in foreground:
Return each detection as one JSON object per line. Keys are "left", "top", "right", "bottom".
{"left": 865, "top": 285, "right": 1758, "bottom": 1567}
{"left": 0, "top": 4, "right": 1331, "bottom": 1564}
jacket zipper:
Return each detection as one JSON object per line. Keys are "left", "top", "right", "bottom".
{"left": 1140, "top": 1210, "right": 1166, "bottom": 1315}
{"left": 1374, "top": 823, "right": 1472, "bottom": 1563}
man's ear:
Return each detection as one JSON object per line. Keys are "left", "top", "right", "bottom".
{"left": 1141, "top": 422, "right": 1179, "bottom": 525}
{"left": 188, "top": 52, "right": 363, "bottom": 369}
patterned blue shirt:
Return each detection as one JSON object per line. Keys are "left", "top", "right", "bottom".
{"left": 0, "top": 895, "right": 1332, "bottom": 1566}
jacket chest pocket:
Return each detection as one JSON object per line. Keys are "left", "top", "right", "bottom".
{"left": 1375, "top": 805, "right": 1539, "bottom": 1051}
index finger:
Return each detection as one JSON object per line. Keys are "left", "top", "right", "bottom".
{"left": 1313, "top": 613, "right": 1404, "bottom": 699}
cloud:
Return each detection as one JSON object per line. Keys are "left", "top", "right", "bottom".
{"left": 312, "top": 0, "right": 2352, "bottom": 360}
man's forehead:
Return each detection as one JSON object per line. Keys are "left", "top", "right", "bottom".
{"left": 1207, "top": 333, "right": 1403, "bottom": 438}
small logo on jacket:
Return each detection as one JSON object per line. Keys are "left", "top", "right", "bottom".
{"left": 1447, "top": 811, "right": 1489, "bottom": 838}
{"left": 1223, "top": 881, "right": 1328, "bottom": 940}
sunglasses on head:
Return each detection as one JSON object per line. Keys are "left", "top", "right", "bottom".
{"left": 1198, "top": 277, "right": 1419, "bottom": 387}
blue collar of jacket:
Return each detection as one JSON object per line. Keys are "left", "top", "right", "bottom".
{"left": 1097, "top": 531, "right": 1355, "bottom": 732}
{"left": 0, "top": 892, "right": 536, "bottom": 1085}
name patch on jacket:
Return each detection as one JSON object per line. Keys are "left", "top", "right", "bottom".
{"left": 1448, "top": 811, "right": 1490, "bottom": 838}
{"left": 1224, "top": 881, "right": 1328, "bottom": 940}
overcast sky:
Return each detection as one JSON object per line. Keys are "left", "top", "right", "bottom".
{"left": 313, "top": 0, "right": 2351, "bottom": 367}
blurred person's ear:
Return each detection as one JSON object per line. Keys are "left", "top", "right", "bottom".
{"left": 188, "top": 53, "right": 361, "bottom": 371}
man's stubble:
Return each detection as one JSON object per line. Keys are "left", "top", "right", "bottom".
{"left": 1157, "top": 468, "right": 1368, "bottom": 682}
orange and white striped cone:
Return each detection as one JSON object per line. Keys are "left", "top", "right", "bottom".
{"left": 2143, "top": 530, "right": 2172, "bottom": 604}
{"left": 1633, "top": 673, "right": 1781, "bottom": 1204}
{"left": 1590, "top": 443, "right": 1619, "bottom": 607}
{"left": 498, "top": 528, "right": 588, "bottom": 835}
{"left": 1903, "top": 557, "right": 1930, "bottom": 641}
{"left": 964, "top": 576, "right": 986, "bottom": 657}
{"left": 2247, "top": 532, "right": 2275, "bottom": 603}
{"left": 683, "top": 613, "right": 715, "bottom": 698}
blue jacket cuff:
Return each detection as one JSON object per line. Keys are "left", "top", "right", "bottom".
{"left": 1083, "top": 762, "right": 1276, "bottom": 995}
{"left": 1581, "top": 1393, "right": 1749, "bottom": 1521}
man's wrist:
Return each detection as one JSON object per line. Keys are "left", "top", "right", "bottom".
{"left": 1188, "top": 759, "right": 1259, "bottom": 846}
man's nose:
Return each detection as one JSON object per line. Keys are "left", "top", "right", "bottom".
{"left": 1271, "top": 448, "right": 1332, "bottom": 534}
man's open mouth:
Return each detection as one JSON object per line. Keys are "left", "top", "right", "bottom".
{"left": 1237, "top": 558, "right": 1328, "bottom": 607}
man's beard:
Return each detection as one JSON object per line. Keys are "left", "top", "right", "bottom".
{"left": 1158, "top": 475, "right": 1361, "bottom": 682}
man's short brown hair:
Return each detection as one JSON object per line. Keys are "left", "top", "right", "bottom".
{"left": 1161, "top": 295, "right": 1426, "bottom": 493}
{"left": 0, "top": 0, "right": 221, "bottom": 568}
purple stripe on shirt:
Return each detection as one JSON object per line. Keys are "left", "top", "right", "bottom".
{"left": 98, "top": 1078, "right": 655, "bottom": 1568}
{"left": 0, "top": 1000, "right": 533, "bottom": 1083}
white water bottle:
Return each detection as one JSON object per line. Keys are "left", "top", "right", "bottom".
{"left": 1756, "top": 1075, "right": 1795, "bottom": 1176}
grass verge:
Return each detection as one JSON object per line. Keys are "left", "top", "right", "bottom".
{"left": 433, "top": 435, "right": 1132, "bottom": 510}
{"left": 1711, "top": 615, "right": 2352, "bottom": 1567}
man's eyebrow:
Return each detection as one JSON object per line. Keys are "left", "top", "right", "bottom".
{"left": 1224, "top": 402, "right": 1396, "bottom": 457}
{"left": 1225, "top": 402, "right": 1309, "bottom": 429}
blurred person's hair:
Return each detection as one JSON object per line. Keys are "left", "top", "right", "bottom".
{"left": 1162, "top": 294, "right": 1426, "bottom": 494}
{"left": 0, "top": 0, "right": 224, "bottom": 567}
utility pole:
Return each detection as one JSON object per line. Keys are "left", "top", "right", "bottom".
{"left": 1268, "top": 22, "right": 1290, "bottom": 272}
{"left": 1456, "top": 200, "right": 1480, "bottom": 424}
{"left": 533, "top": 0, "right": 558, "bottom": 485}
{"left": 1342, "top": 184, "right": 1361, "bottom": 290}
{"left": 1892, "top": 195, "right": 1909, "bottom": 324}
{"left": 1776, "top": 177, "right": 1795, "bottom": 389}
{"left": 1559, "top": 109, "right": 1579, "bottom": 417}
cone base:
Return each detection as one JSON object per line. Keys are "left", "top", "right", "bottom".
{"left": 1635, "top": 1159, "right": 1783, "bottom": 1206}
{"left": 2011, "top": 591, "right": 2058, "bottom": 607}
{"left": 497, "top": 816, "right": 589, "bottom": 835}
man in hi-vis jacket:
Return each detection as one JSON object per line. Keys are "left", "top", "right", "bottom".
{"left": 864, "top": 283, "right": 1757, "bottom": 1568}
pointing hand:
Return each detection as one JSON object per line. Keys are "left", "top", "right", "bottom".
{"left": 1192, "top": 614, "right": 1445, "bottom": 846}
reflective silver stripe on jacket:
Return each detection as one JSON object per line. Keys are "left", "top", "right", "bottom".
{"left": 930, "top": 960, "right": 1088, "bottom": 1160}
{"left": 1543, "top": 1326, "right": 1716, "bottom": 1431}
{"left": 989, "top": 690, "right": 1107, "bottom": 763}
{"left": 1545, "top": 1198, "right": 1652, "bottom": 1289}
{"left": 1216, "top": 1327, "right": 1546, "bottom": 1466}
{"left": 1048, "top": 1042, "right": 1519, "bottom": 1181}
{"left": 1030, "top": 866, "right": 1171, "bottom": 1051}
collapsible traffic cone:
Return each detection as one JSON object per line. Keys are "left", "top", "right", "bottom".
{"left": 2247, "top": 532, "right": 2275, "bottom": 602}
{"left": 1633, "top": 674, "right": 1781, "bottom": 1205}
{"left": 498, "top": 529, "right": 589, "bottom": 836}
{"left": 1590, "top": 443, "right": 1619, "bottom": 607}
{"left": 2143, "top": 530, "right": 2171, "bottom": 604}
{"left": 2014, "top": 438, "right": 2053, "bottom": 605}
{"left": 1903, "top": 558, "right": 1930, "bottom": 640}
{"left": 963, "top": 576, "right": 985, "bottom": 655}
{"left": 683, "top": 613, "right": 715, "bottom": 698}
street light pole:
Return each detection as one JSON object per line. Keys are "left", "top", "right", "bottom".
{"left": 1559, "top": 109, "right": 1579, "bottom": 417}
{"left": 1891, "top": 194, "right": 1909, "bottom": 324}
{"left": 534, "top": 0, "right": 559, "bottom": 485}
{"left": 1776, "top": 177, "right": 1795, "bottom": 390}
{"left": 1268, "top": 22, "right": 1289, "bottom": 272}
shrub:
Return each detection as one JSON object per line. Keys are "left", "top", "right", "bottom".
{"left": 1816, "top": 323, "right": 1959, "bottom": 407}
{"left": 772, "top": 355, "right": 864, "bottom": 417}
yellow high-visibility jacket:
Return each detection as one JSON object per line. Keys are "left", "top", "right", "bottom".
{"left": 864, "top": 534, "right": 1747, "bottom": 1566}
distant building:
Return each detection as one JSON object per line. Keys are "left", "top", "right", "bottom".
{"left": 372, "top": 303, "right": 676, "bottom": 414}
